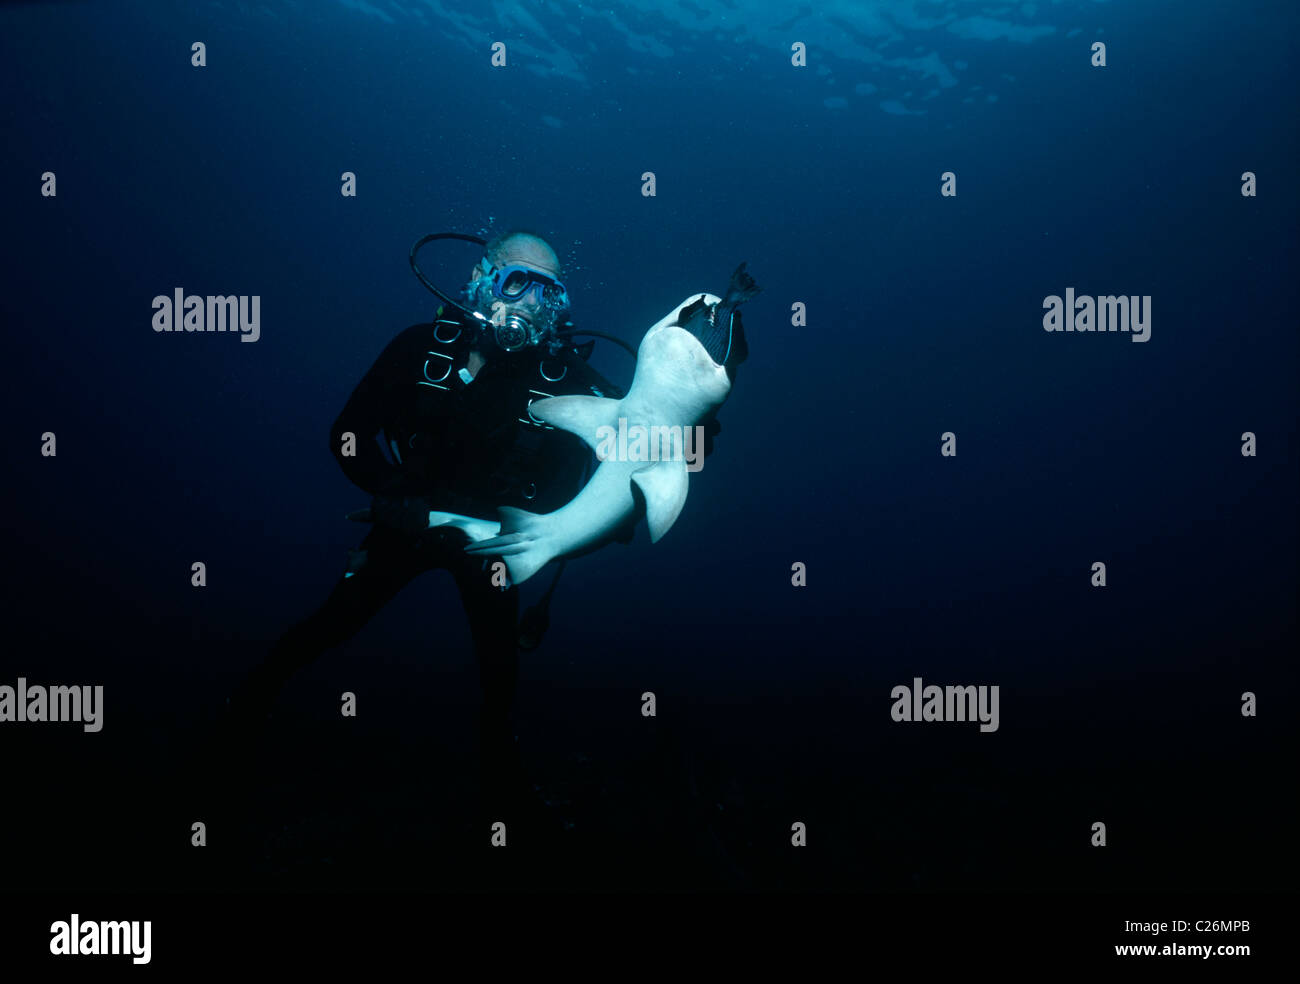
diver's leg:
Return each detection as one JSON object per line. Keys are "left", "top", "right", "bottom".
{"left": 192, "top": 525, "right": 428, "bottom": 865}
{"left": 444, "top": 550, "right": 523, "bottom": 803}
{"left": 228, "top": 524, "right": 430, "bottom": 721}
{"left": 208, "top": 525, "right": 423, "bottom": 784}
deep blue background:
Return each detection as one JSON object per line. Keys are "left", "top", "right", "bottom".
{"left": 1, "top": 0, "right": 1295, "bottom": 891}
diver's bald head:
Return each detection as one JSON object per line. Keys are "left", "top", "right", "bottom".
{"left": 484, "top": 231, "right": 561, "bottom": 279}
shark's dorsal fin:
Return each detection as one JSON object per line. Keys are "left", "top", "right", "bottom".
{"left": 529, "top": 395, "right": 620, "bottom": 452}
{"left": 631, "top": 458, "right": 690, "bottom": 543}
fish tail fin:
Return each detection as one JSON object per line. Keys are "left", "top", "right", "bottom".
{"left": 460, "top": 506, "right": 553, "bottom": 585}
{"left": 722, "top": 262, "right": 761, "bottom": 309}
{"left": 426, "top": 510, "right": 500, "bottom": 543}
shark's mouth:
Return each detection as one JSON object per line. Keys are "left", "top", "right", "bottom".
{"left": 694, "top": 309, "right": 735, "bottom": 367}
{"left": 674, "top": 294, "right": 734, "bottom": 366}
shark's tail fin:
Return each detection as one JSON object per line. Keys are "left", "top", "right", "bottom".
{"left": 460, "top": 506, "right": 554, "bottom": 586}
{"left": 722, "top": 262, "right": 761, "bottom": 310}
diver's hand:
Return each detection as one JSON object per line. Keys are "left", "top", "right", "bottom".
{"left": 345, "top": 495, "right": 432, "bottom": 535}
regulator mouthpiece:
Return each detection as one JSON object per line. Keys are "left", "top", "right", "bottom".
{"left": 495, "top": 315, "right": 532, "bottom": 353}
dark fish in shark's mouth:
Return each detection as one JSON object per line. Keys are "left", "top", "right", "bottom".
{"left": 676, "top": 263, "right": 761, "bottom": 365}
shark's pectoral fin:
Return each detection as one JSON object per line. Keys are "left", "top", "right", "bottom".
{"left": 459, "top": 506, "right": 553, "bottom": 585}
{"left": 530, "top": 395, "right": 621, "bottom": 452}
{"left": 631, "top": 458, "right": 691, "bottom": 543}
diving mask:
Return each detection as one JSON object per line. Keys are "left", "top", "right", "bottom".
{"left": 488, "top": 264, "right": 570, "bottom": 309}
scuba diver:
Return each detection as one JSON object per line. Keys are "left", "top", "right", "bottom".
{"left": 212, "top": 228, "right": 749, "bottom": 829}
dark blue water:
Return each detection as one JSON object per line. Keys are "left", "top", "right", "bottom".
{"left": 1, "top": 0, "right": 1295, "bottom": 893}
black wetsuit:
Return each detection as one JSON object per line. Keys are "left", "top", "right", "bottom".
{"left": 226, "top": 303, "right": 746, "bottom": 798}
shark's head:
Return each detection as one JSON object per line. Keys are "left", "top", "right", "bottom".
{"left": 643, "top": 294, "right": 722, "bottom": 344}
{"left": 630, "top": 294, "right": 732, "bottom": 419}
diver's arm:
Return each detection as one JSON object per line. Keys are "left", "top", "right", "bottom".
{"left": 330, "top": 326, "right": 422, "bottom": 495}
